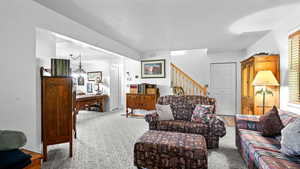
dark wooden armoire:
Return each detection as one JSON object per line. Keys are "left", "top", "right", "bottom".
{"left": 241, "top": 54, "right": 280, "bottom": 115}
{"left": 41, "top": 76, "right": 74, "bottom": 161}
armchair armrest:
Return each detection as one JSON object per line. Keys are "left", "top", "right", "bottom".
{"left": 209, "top": 117, "right": 226, "bottom": 137}
{"left": 235, "top": 114, "right": 261, "bottom": 131}
{"left": 145, "top": 112, "right": 159, "bottom": 124}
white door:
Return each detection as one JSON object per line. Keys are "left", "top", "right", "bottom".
{"left": 110, "top": 64, "right": 121, "bottom": 110}
{"left": 210, "top": 63, "right": 236, "bottom": 115}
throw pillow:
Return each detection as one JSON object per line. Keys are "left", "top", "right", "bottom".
{"left": 281, "top": 118, "right": 300, "bottom": 157}
{"left": 191, "top": 104, "right": 214, "bottom": 123}
{"left": 0, "top": 130, "right": 27, "bottom": 151}
{"left": 156, "top": 104, "right": 174, "bottom": 121}
{"left": 259, "top": 106, "right": 284, "bottom": 137}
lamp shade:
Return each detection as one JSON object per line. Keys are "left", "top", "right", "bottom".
{"left": 252, "top": 70, "right": 279, "bottom": 86}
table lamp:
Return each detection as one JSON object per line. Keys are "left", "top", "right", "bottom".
{"left": 95, "top": 77, "right": 103, "bottom": 95}
{"left": 252, "top": 70, "right": 279, "bottom": 114}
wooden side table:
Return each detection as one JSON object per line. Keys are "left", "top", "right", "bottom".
{"left": 21, "top": 149, "right": 43, "bottom": 169}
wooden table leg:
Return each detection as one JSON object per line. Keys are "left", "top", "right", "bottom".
{"left": 69, "top": 138, "right": 73, "bottom": 157}
{"left": 74, "top": 111, "right": 77, "bottom": 139}
{"left": 101, "top": 99, "right": 104, "bottom": 112}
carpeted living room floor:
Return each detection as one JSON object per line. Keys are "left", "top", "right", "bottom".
{"left": 42, "top": 110, "right": 246, "bottom": 169}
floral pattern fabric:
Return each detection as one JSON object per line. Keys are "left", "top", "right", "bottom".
{"left": 191, "top": 104, "right": 214, "bottom": 123}
{"left": 134, "top": 130, "right": 208, "bottom": 169}
{"left": 145, "top": 95, "right": 226, "bottom": 149}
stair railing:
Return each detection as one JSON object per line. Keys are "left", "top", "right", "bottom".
{"left": 170, "top": 63, "right": 207, "bottom": 96}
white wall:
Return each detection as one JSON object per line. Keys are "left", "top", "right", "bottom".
{"left": 246, "top": 5, "right": 300, "bottom": 113}
{"left": 0, "top": 0, "right": 139, "bottom": 152}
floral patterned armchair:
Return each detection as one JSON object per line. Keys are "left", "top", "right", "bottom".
{"left": 145, "top": 95, "right": 226, "bottom": 148}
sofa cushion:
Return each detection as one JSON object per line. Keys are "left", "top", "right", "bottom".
{"left": 239, "top": 129, "right": 300, "bottom": 169}
{"left": 279, "top": 109, "right": 300, "bottom": 127}
{"left": 171, "top": 103, "right": 194, "bottom": 121}
{"left": 191, "top": 104, "right": 214, "bottom": 123}
{"left": 156, "top": 104, "right": 174, "bottom": 121}
{"left": 281, "top": 118, "right": 300, "bottom": 157}
{"left": 254, "top": 149, "right": 300, "bottom": 169}
{"left": 239, "top": 129, "right": 281, "bottom": 152}
{"left": 259, "top": 106, "right": 284, "bottom": 136}
{"left": 0, "top": 149, "right": 32, "bottom": 169}
{"left": 0, "top": 130, "right": 27, "bottom": 151}
{"left": 156, "top": 120, "right": 209, "bottom": 135}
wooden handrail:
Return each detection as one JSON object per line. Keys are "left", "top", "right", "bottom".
{"left": 171, "top": 63, "right": 207, "bottom": 96}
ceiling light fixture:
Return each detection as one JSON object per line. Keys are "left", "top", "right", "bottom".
{"left": 70, "top": 54, "right": 86, "bottom": 74}
{"left": 170, "top": 50, "right": 186, "bottom": 56}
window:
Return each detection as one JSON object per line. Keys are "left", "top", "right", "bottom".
{"left": 288, "top": 30, "right": 300, "bottom": 104}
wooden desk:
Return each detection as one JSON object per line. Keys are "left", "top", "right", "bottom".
{"left": 75, "top": 94, "right": 108, "bottom": 113}
{"left": 74, "top": 94, "right": 108, "bottom": 138}
{"left": 21, "top": 149, "right": 43, "bottom": 169}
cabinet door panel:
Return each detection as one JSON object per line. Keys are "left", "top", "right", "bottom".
{"left": 143, "top": 95, "right": 156, "bottom": 110}
{"left": 242, "top": 66, "right": 248, "bottom": 97}
{"left": 127, "top": 95, "right": 140, "bottom": 109}
{"left": 248, "top": 63, "right": 254, "bottom": 97}
{"left": 43, "top": 78, "right": 72, "bottom": 143}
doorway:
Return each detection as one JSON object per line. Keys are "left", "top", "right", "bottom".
{"left": 210, "top": 62, "right": 237, "bottom": 115}
{"left": 110, "top": 64, "right": 122, "bottom": 110}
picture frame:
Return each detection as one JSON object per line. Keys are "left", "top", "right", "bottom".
{"left": 87, "top": 71, "right": 102, "bottom": 81}
{"left": 87, "top": 83, "right": 93, "bottom": 93}
{"left": 141, "top": 59, "right": 166, "bottom": 78}
{"left": 77, "top": 76, "right": 85, "bottom": 86}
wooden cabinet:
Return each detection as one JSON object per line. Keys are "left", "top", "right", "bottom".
{"left": 41, "top": 77, "right": 74, "bottom": 161}
{"left": 126, "top": 94, "right": 158, "bottom": 117}
{"left": 241, "top": 54, "right": 280, "bottom": 115}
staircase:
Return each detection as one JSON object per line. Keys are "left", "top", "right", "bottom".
{"left": 170, "top": 63, "right": 207, "bottom": 96}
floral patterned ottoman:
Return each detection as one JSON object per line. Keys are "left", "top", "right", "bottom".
{"left": 134, "top": 130, "right": 208, "bottom": 169}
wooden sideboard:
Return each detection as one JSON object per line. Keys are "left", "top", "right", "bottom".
{"left": 126, "top": 93, "right": 158, "bottom": 117}
{"left": 241, "top": 54, "right": 280, "bottom": 115}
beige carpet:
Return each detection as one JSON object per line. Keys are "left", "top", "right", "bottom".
{"left": 42, "top": 110, "right": 246, "bottom": 169}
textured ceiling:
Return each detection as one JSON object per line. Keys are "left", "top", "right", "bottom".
{"left": 34, "top": 0, "right": 300, "bottom": 54}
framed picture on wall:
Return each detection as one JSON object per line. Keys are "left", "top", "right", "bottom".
{"left": 141, "top": 59, "right": 166, "bottom": 78}
{"left": 87, "top": 71, "right": 102, "bottom": 81}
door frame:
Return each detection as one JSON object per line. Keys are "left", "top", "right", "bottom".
{"left": 209, "top": 62, "right": 237, "bottom": 115}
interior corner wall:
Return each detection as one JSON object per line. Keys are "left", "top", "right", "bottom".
{"left": 246, "top": 5, "right": 300, "bottom": 114}
{"left": 171, "top": 49, "right": 209, "bottom": 86}
{"left": 0, "top": 0, "right": 139, "bottom": 152}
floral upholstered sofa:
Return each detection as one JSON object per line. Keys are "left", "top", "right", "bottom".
{"left": 145, "top": 95, "right": 226, "bottom": 148}
{"left": 236, "top": 109, "right": 300, "bottom": 169}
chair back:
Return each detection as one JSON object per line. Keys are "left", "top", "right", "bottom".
{"left": 157, "top": 95, "right": 216, "bottom": 121}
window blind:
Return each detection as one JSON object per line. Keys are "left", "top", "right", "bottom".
{"left": 288, "top": 31, "right": 300, "bottom": 104}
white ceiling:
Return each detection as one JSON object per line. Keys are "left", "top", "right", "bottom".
{"left": 34, "top": 0, "right": 300, "bottom": 54}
